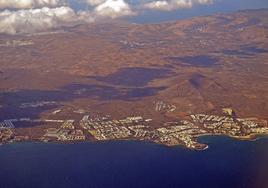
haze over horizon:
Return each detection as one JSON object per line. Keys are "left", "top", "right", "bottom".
{"left": 0, "top": 0, "right": 267, "bottom": 34}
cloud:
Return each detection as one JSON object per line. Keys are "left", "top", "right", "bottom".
{"left": 94, "top": 0, "right": 134, "bottom": 18}
{"left": 0, "top": 6, "right": 81, "bottom": 34}
{"left": 0, "top": 0, "right": 134, "bottom": 35}
{"left": 143, "top": 0, "right": 213, "bottom": 11}
{"left": 86, "top": 0, "right": 106, "bottom": 6}
{"left": 0, "top": 0, "right": 215, "bottom": 34}
{"left": 0, "top": 0, "right": 66, "bottom": 9}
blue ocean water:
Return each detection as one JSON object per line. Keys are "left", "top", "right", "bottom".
{"left": 0, "top": 136, "right": 267, "bottom": 188}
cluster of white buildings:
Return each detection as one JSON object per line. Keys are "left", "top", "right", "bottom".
{"left": 43, "top": 120, "right": 85, "bottom": 141}
{"left": 190, "top": 113, "right": 268, "bottom": 136}
{"left": 154, "top": 100, "right": 176, "bottom": 112}
{"left": 80, "top": 115, "right": 148, "bottom": 141}
{"left": 0, "top": 40, "right": 33, "bottom": 47}
{"left": 0, "top": 120, "right": 15, "bottom": 128}
{"left": 19, "top": 101, "right": 57, "bottom": 108}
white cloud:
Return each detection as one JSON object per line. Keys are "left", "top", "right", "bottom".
{"left": 0, "top": 0, "right": 66, "bottom": 9}
{"left": 0, "top": 0, "right": 134, "bottom": 35}
{"left": 144, "top": 1, "right": 171, "bottom": 10}
{"left": 0, "top": 6, "right": 80, "bottom": 34}
{"left": 144, "top": 0, "right": 213, "bottom": 11}
{"left": 0, "top": 0, "right": 215, "bottom": 34}
{"left": 77, "top": 10, "right": 95, "bottom": 22}
{"left": 86, "top": 0, "right": 106, "bottom": 6}
{"left": 94, "top": 0, "right": 134, "bottom": 18}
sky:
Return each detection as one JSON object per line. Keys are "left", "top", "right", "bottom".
{"left": 0, "top": 0, "right": 267, "bottom": 34}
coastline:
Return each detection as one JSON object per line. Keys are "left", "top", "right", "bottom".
{"left": 1, "top": 133, "right": 268, "bottom": 151}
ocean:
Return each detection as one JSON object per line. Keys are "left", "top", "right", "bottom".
{"left": 0, "top": 136, "right": 267, "bottom": 188}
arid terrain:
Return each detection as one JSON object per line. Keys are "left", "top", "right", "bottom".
{"left": 0, "top": 9, "right": 268, "bottom": 149}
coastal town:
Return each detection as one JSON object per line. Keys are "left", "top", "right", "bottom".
{"left": 1, "top": 105, "right": 267, "bottom": 150}
{"left": 0, "top": 9, "right": 267, "bottom": 153}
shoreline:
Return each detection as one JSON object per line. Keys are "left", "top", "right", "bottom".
{"left": 1, "top": 134, "right": 268, "bottom": 150}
